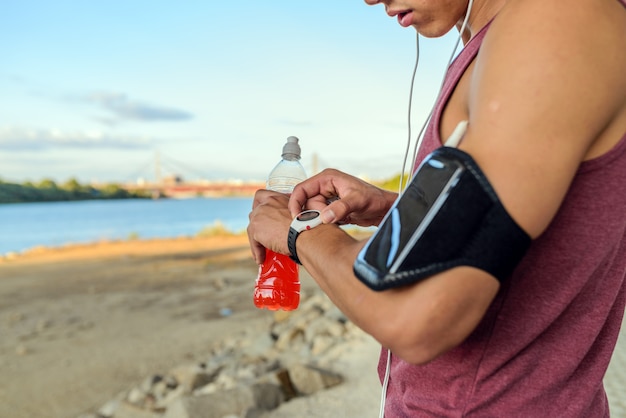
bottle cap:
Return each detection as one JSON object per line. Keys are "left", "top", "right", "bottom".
{"left": 282, "top": 136, "right": 301, "bottom": 159}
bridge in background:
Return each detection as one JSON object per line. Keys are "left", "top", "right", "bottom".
{"left": 120, "top": 151, "right": 267, "bottom": 198}
{"left": 123, "top": 178, "right": 265, "bottom": 199}
{"left": 121, "top": 151, "right": 324, "bottom": 199}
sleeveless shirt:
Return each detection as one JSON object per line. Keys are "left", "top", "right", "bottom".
{"left": 379, "top": 4, "right": 626, "bottom": 416}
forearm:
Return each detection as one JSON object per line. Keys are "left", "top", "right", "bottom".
{"left": 295, "top": 223, "right": 500, "bottom": 364}
{"left": 295, "top": 224, "right": 376, "bottom": 330}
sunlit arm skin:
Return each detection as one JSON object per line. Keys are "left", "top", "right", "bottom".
{"left": 248, "top": 0, "right": 626, "bottom": 365}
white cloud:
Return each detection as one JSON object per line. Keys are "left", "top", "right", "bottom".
{"left": 0, "top": 126, "right": 154, "bottom": 151}
{"left": 85, "top": 92, "right": 193, "bottom": 123}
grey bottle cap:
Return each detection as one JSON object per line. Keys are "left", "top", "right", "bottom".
{"left": 282, "top": 136, "right": 301, "bottom": 159}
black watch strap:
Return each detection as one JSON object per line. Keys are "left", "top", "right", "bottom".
{"left": 287, "top": 226, "right": 302, "bottom": 265}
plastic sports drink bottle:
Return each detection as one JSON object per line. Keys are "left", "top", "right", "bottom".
{"left": 253, "top": 136, "right": 307, "bottom": 311}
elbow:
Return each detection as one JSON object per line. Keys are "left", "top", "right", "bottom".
{"left": 374, "top": 320, "right": 456, "bottom": 366}
{"left": 366, "top": 268, "right": 498, "bottom": 365}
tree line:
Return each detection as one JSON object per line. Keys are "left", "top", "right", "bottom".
{"left": 0, "top": 178, "right": 150, "bottom": 204}
{"left": 0, "top": 173, "right": 408, "bottom": 205}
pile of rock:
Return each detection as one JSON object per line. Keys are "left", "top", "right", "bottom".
{"left": 82, "top": 292, "right": 369, "bottom": 418}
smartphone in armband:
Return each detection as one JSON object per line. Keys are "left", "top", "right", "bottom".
{"left": 353, "top": 147, "right": 531, "bottom": 291}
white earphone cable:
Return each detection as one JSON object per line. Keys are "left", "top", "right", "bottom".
{"left": 398, "top": 31, "right": 421, "bottom": 195}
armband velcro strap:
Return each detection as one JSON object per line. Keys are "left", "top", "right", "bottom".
{"left": 353, "top": 146, "right": 531, "bottom": 291}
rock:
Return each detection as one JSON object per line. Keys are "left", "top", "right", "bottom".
{"left": 325, "top": 305, "right": 348, "bottom": 323}
{"left": 310, "top": 335, "right": 336, "bottom": 356}
{"left": 300, "top": 293, "right": 333, "bottom": 313}
{"left": 250, "top": 382, "right": 285, "bottom": 411}
{"left": 170, "top": 363, "right": 220, "bottom": 394}
{"left": 152, "top": 376, "right": 178, "bottom": 400}
{"left": 163, "top": 386, "right": 255, "bottom": 418}
{"left": 114, "top": 401, "right": 162, "bottom": 418}
{"left": 154, "top": 386, "right": 185, "bottom": 411}
{"left": 286, "top": 364, "right": 343, "bottom": 396}
{"left": 274, "top": 369, "right": 298, "bottom": 401}
{"left": 90, "top": 291, "right": 359, "bottom": 418}
{"left": 97, "top": 391, "right": 127, "bottom": 417}
{"left": 127, "top": 386, "right": 149, "bottom": 406}
{"left": 274, "top": 327, "right": 305, "bottom": 352}
{"left": 272, "top": 310, "right": 292, "bottom": 323}
{"left": 305, "top": 316, "right": 345, "bottom": 343}
{"left": 97, "top": 399, "right": 120, "bottom": 418}
{"left": 240, "top": 332, "right": 274, "bottom": 358}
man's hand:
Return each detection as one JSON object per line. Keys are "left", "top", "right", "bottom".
{"left": 288, "top": 168, "right": 398, "bottom": 227}
{"left": 247, "top": 190, "right": 292, "bottom": 264}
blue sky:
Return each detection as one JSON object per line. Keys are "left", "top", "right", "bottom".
{"left": 1, "top": 1, "right": 460, "bottom": 184}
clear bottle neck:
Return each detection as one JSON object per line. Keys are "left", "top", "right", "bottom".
{"left": 281, "top": 153, "right": 301, "bottom": 162}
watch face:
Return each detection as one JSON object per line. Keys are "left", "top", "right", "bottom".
{"left": 297, "top": 210, "right": 320, "bottom": 222}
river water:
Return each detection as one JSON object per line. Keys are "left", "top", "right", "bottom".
{"left": 0, "top": 197, "right": 253, "bottom": 254}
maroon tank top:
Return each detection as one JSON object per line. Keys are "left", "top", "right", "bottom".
{"left": 379, "top": 6, "right": 626, "bottom": 417}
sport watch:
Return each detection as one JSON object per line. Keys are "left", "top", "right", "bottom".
{"left": 287, "top": 210, "right": 323, "bottom": 265}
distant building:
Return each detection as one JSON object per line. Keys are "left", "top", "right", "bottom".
{"left": 162, "top": 174, "right": 183, "bottom": 185}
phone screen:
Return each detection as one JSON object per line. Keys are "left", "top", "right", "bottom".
{"left": 359, "top": 156, "right": 464, "bottom": 276}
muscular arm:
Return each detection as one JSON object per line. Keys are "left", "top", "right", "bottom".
{"left": 268, "top": 0, "right": 626, "bottom": 364}
{"left": 296, "top": 225, "right": 499, "bottom": 364}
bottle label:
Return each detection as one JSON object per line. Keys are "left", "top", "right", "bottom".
{"left": 267, "top": 177, "right": 302, "bottom": 193}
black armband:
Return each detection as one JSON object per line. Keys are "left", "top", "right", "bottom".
{"left": 353, "top": 147, "right": 531, "bottom": 291}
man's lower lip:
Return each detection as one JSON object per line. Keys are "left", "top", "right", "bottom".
{"left": 397, "top": 11, "right": 414, "bottom": 27}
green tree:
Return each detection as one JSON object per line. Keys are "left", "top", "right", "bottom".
{"left": 0, "top": 177, "right": 149, "bottom": 204}
{"left": 37, "top": 178, "right": 59, "bottom": 189}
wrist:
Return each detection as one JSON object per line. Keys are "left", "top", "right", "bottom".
{"left": 288, "top": 210, "right": 323, "bottom": 264}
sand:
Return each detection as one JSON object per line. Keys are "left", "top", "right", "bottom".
{"left": 0, "top": 236, "right": 381, "bottom": 418}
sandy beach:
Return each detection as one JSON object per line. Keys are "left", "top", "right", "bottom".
{"left": 0, "top": 235, "right": 380, "bottom": 418}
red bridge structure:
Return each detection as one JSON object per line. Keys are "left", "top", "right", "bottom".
{"left": 121, "top": 152, "right": 266, "bottom": 198}
{"left": 123, "top": 177, "right": 265, "bottom": 199}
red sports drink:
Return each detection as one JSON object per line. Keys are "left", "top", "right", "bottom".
{"left": 253, "top": 136, "right": 306, "bottom": 311}
{"left": 253, "top": 249, "right": 300, "bottom": 311}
